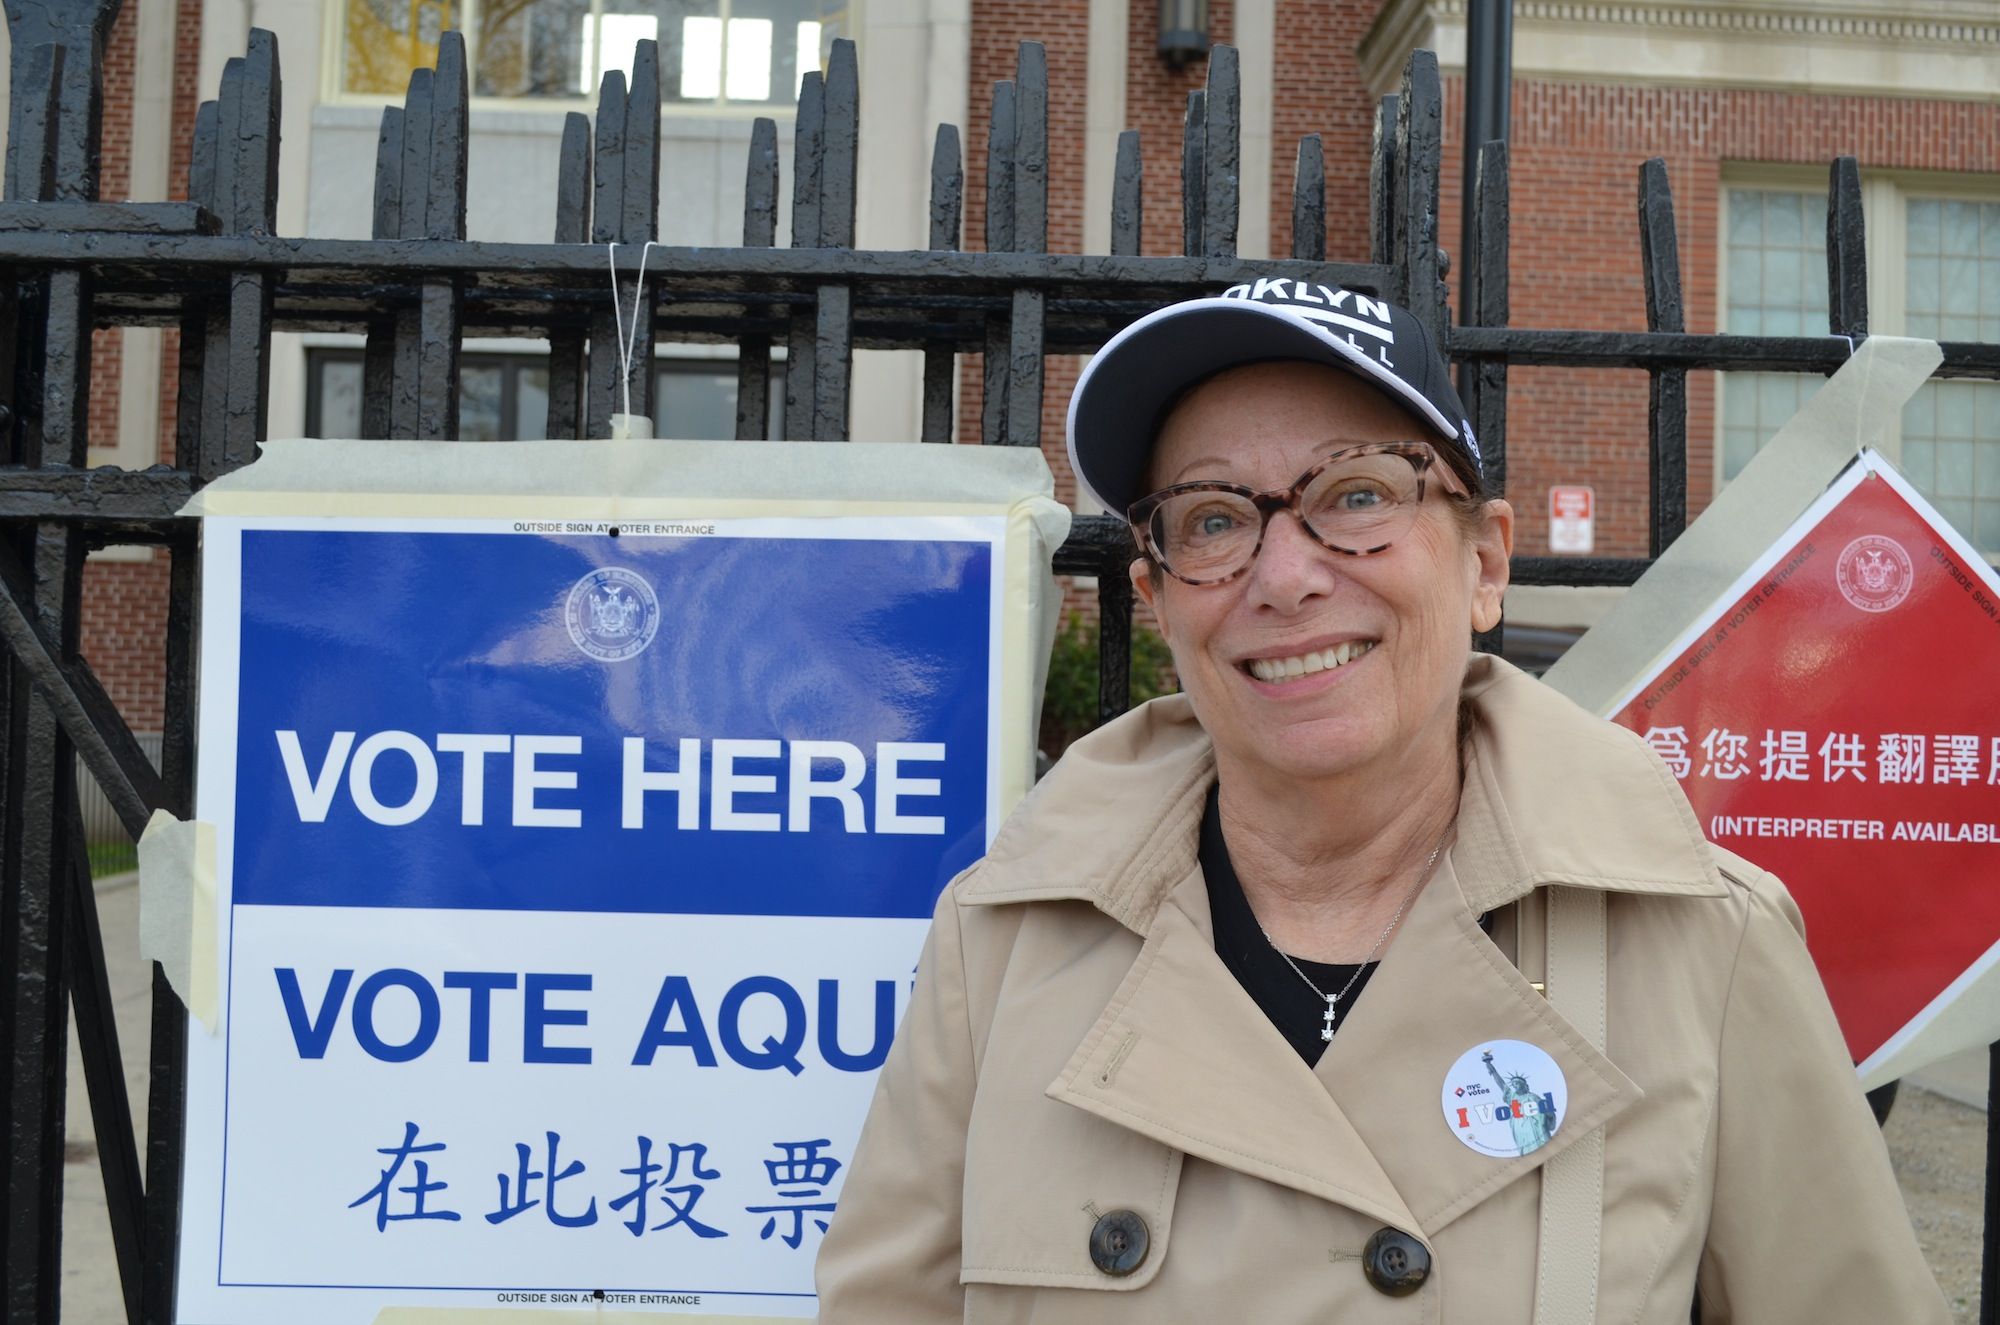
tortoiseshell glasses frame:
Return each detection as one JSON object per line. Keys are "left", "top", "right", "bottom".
{"left": 1126, "top": 441, "right": 1473, "bottom": 587}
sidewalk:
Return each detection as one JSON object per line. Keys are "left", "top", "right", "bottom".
{"left": 61, "top": 871, "right": 150, "bottom": 1323}
{"left": 1911, "top": 1049, "right": 1990, "bottom": 1112}
{"left": 52, "top": 871, "right": 1995, "bottom": 1321}
{"left": 1888, "top": 1049, "right": 1989, "bottom": 1322}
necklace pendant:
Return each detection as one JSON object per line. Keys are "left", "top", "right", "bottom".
{"left": 1320, "top": 998, "right": 1337, "bottom": 1042}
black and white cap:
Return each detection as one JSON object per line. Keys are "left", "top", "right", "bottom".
{"left": 1066, "top": 275, "right": 1482, "bottom": 515}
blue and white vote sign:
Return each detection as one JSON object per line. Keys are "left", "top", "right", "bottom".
{"left": 173, "top": 440, "right": 1063, "bottom": 1323}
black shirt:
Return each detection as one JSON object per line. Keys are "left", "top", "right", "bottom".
{"left": 1199, "top": 784, "right": 1378, "bottom": 1067}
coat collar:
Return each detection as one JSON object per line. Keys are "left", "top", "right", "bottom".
{"left": 960, "top": 652, "right": 1727, "bottom": 927}
{"left": 1039, "top": 852, "right": 1643, "bottom": 1239}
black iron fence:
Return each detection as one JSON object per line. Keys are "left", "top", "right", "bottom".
{"left": 3, "top": 2, "right": 1998, "bottom": 1320}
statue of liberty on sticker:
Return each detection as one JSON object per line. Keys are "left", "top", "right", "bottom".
{"left": 1439, "top": 1041, "right": 1569, "bottom": 1158}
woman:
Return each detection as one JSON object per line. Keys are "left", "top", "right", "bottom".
{"left": 815, "top": 279, "right": 1947, "bottom": 1322}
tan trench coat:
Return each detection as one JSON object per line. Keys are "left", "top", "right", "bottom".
{"left": 815, "top": 655, "right": 1947, "bottom": 1323}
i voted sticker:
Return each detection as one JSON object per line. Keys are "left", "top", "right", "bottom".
{"left": 1440, "top": 1041, "right": 1568, "bottom": 1158}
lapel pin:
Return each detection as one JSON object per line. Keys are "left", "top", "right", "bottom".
{"left": 1440, "top": 1040, "right": 1569, "bottom": 1158}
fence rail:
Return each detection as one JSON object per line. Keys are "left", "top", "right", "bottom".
{"left": 76, "top": 732, "right": 160, "bottom": 851}
{"left": 0, "top": 3, "right": 1995, "bottom": 1321}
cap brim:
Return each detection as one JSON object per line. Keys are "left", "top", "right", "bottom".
{"left": 1066, "top": 297, "right": 1461, "bottom": 515}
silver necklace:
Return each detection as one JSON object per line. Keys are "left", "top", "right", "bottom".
{"left": 1257, "top": 831, "right": 1451, "bottom": 1042}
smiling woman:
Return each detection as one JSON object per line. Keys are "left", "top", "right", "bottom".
{"left": 1129, "top": 360, "right": 1505, "bottom": 808}
{"left": 815, "top": 276, "right": 1951, "bottom": 1324}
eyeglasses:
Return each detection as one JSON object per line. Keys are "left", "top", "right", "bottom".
{"left": 1127, "top": 441, "right": 1469, "bottom": 586}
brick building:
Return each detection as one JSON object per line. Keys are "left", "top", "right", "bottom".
{"left": 25, "top": 0, "right": 2000, "bottom": 755}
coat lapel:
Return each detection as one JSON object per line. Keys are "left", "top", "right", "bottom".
{"left": 1311, "top": 852, "right": 1641, "bottom": 1235}
{"left": 1045, "top": 865, "right": 1423, "bottom": 1237}
{"left": 1041, "top": 848, "right": 1644, "bottom": 1242}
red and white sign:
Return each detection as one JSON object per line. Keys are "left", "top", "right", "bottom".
{"left": 1549, "top": 486, "right": 1594, "bottom": 554}
{"left": 1605, "top": 452, "right": 2000, "bottom": 1082}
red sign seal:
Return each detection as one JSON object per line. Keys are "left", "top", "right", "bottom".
{"left": 1606, "top": 457, "right": 2000, "bottom": 1078}
{"left": 1835, "top": 535, "right": 1914, "bottom": 613}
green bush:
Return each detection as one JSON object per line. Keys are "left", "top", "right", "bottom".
{"left": 88, "top": 839, "right": 137, "bottom": 879}
{"left": 1038, "top": 613, "right": 1178, "bottom": 759}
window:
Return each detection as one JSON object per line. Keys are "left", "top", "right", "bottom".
{"left": 306, "top": 349, "right": 781, "bottom": 439}
{"left": 338, "top": 0, "right": 845, "bottom": 105}
{"left": 344, "top": 0, "right": 457, "bottom": 96}
{"left": 1719, "top": 179, "right": 2000, "bottom": 557}
{"left": 1899, "top": 200, "right": 2000, "bottom": 553}
{"left": 1720, "top": 189, "right": 1829, "bottom": 483}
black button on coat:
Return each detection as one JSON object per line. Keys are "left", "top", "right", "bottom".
{"left": 1362, "top": 1227, "right": 1430, "bottom": 1296}
{"left": 1088, "top": 1210, "right": 1149, "bottom": 1276}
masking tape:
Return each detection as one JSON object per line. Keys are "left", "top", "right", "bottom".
{"left": 608, "top": 414, "right": 653, "bottom": 442}
{"left": 1542, "top": 336, "right": 1943, "bottom": 715}
{"left": 372, "top": 1311, "right": 801, "bottom": 1325}
{"left": 182, "top": 438, "right": 1059, "bottom": 521}
{"left": 1003, "top": 494, "right": 1076, "bottom": 812}
{"left": 137, "top": 809, "right": 220, "bottom": 1034}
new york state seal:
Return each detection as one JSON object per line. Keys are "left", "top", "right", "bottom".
{"left": 565, "top": 567, "right": 661, "bottom": 661}
{"left": 1834, "top": 535, "right": 1913, "bottom": 613}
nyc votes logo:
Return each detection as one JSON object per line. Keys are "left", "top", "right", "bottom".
{"left": 565, "top": 567, "right": 660, "bottom": 661}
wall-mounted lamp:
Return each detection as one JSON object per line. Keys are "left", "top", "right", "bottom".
{"left": 1158, "top": 0, "right": 1209, "bottom": 66}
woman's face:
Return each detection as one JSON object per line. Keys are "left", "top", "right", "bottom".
{"left": 1130, "top": 360, "right": 1514, "bottom": 784}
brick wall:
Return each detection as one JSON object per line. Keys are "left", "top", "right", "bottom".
{"left": 1048, "top": 10, "right": 2000, "bottom": 621}
{"left": 957, "top": 0, "right": 1090, "bottom": 485}
{"left": 82, "top": 559, "right": 172, "bottom": 732}
{"left": 163, "top": 0, "right": 205, "bottom": 471}
{"left": 1270, "top": 0, "right": 1377, "bottom": 263}
{"left": 85, "top": 8, "right": 135, "bottom": 464}
{"left": 1431, "top": 77, "right": 2000, "bottom": 557}
{"left": 1123, "top": 0, "right": 1232, "bottom": 259}
{"left": 76, "top": 0, "right": 202, "bottom": 738}
{"left": 952, "top": 0, "right": 1380, "bottom": 529}
{"left": 955, "top": 0, "right": 1103, "bottom": 627}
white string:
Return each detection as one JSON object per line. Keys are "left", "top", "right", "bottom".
{"left": 1841, "top": 334, "right": 1875, "bottom": 467}
{"left": 604, "top": 240, "right": 663, "bottom": 426}
{"left": 1816, "top": 333, "right": 1869, "bottom": 467}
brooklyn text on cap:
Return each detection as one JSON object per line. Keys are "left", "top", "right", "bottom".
{"left": 1066, "top": 275, "right": 1482, "bottom": 516}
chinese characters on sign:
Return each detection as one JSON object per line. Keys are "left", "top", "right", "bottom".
{"left": 348, "top": 1124, "right": 841, "bottom": 1250}
{"left": 1606, "top": 453, "right": 2000, "bottom": 1081}
{"left": 1636, "top": 726, "right": 2000, "bottom": 835}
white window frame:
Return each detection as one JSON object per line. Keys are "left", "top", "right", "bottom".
{"left": 1715, "top": 164, "right": 2000, "bottom": 558}
{"left": 298, "top": 333, "right": 785, "bottom": 441}
{"left": 320, "top": 0, "right": 851, "bottom": 116}
{"left": 1715, "top": 174, "right": 1834, "bottom": 493}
